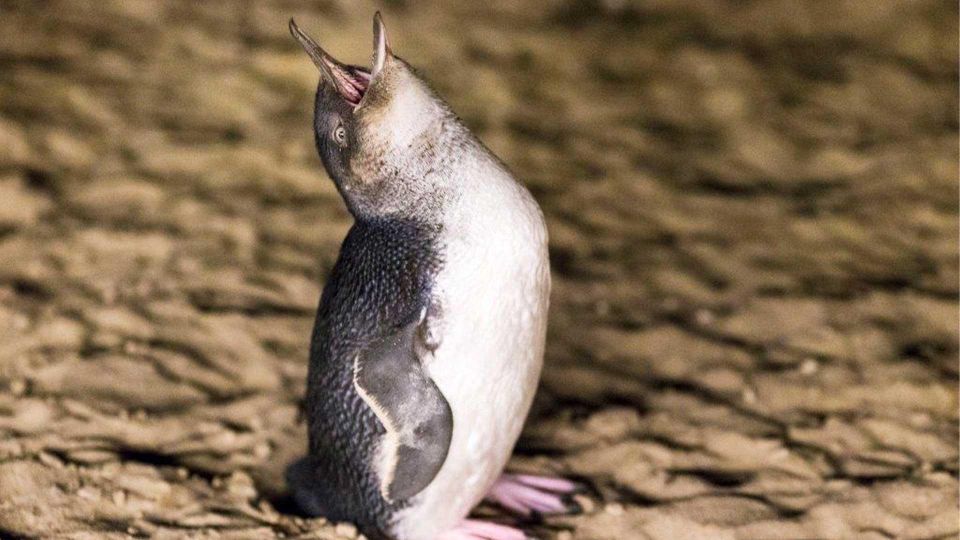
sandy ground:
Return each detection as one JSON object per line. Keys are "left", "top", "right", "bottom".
{"left": 0, "top": 1, "right": 957, "bottom": 538}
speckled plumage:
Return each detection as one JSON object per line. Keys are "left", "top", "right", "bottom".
{"left": 289, "top": 218, "right": 441, "bottom": 538}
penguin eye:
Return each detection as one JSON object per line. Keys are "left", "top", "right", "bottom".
{"left": 333, "top": 123, "right": 347, "bottom": 146}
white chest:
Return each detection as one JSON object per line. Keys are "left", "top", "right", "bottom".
{"left": 392, "top": 172, "right": 550, "bottom": 540}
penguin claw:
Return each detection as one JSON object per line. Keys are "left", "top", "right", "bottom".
{"left": 436, "top": 519, "right": 528, "bottom": 540}
{"left": 485, "top": 473, "right": 581, "bottom": 518}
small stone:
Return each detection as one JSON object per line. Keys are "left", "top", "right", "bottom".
{"left": 254, "top": 442, "right": 271, "bottom": 459}
{"left": 226, "top": 471, "right": 257, "bottom": 500}
{"left": 694, "top": 309, "right": 714, "bottom": 325}
{"left": 38, "top": 451, "right": 64, "bottom": 469}
{"left": 258, "top": 499, "right": 278, "bottom": 516}
{"left": 605, "top": 503, "right": 624, "bottom": 515}
{"left": 77, "top": 486, "right": 100, "bottom": 500}
{"left": 9, "top": 379, "right": 26, "bottom": 396}
{"left": 574, "top": 493, "right": 595, "bottom": 513}
{"left": 335, "top": 522, "right": 358, "bottom": 537}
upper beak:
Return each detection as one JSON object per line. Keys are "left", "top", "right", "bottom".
{"left": 371, "top": 11, "right": 390, "bottom": 80}
{"left": 289, "top": 18, "right": 367, "bottom": 105}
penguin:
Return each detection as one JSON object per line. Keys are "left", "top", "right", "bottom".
{"left": 286, "top": 14, "right": 578, "bottom": 540}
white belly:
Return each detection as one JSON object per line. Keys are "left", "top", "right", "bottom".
{"left": 391, "top": 174, "right": 550, "bottom": 540}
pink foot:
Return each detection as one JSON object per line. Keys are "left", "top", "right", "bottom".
{"left": 436, "top": 519, "right": 527, "bottom": 540}
{"left": 484, "top": 473, "right": 580, "bottom": 518}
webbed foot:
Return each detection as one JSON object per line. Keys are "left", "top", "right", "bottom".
{"left": 436, "top": 519, "right": 527, "bottom": 540}
{"left": 484, "top": 473, "right": 581, "bottom": 518}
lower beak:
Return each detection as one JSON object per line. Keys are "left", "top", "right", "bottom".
{"left": 289, "top": 18, "right": 368, "bottom": 105}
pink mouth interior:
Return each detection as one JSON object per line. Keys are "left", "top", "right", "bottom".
{"left": 337, "top": 68, "right": 371, "bottom": 106}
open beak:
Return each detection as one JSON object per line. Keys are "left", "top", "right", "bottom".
{"left": 289, "top": 18, "right": 370, "bottom": 106}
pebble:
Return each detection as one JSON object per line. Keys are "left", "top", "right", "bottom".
{"left": 253, "top": 442, "right": 271, "bottom": 459}
{"left": 335, "top": 522, "right": 358, "bottom": 538}
{"left": 9, "top": 379, "right": 26, "bottom": 396}
{"left": 574, "top": 493, "right": 596, "bottom": 513}
{"left": 694, "top": 309, "right": 714, "bottom": 325}
{"left": 605, "top": 503, "right": 624, "bottom": 515}
{"left": 799, "top": 358, "right": 819, "bottom": 376}
{"left": 38, "top": 451, "right": 64, "bottom": 469}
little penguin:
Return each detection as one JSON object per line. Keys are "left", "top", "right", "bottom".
{"left": 287, "top": 14, "right": 578, "bottom": 540}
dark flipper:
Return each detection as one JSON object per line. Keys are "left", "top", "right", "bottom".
{"left": 353, "top": 320, "right": 453, "bottom": 502}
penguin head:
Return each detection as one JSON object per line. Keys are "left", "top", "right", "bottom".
{"left": 290, "top": 14, "right": 456, "bottom": 220}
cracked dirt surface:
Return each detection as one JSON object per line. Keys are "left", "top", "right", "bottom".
{"left": 0, "top": 1, "right": 957, "bottom": 538}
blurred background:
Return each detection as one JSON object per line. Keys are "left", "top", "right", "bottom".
{"left": 0, "top": 1, "right": 957, "bottom": 538}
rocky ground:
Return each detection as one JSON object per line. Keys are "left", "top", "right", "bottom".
{"left": 0, "top": 1, "right": 957, "bottom": 539}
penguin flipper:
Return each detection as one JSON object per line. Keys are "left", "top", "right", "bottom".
{"left": 353, "top": 320, "right": 453, "bottom": 502}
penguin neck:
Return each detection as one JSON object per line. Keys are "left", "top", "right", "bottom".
{"left": 346, "top": 189, "right": 448, "bottom": 226}
{"left": 344, "top": 115, "right": 475, "bottom": 223}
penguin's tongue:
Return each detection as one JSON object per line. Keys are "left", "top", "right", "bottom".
{"left": 287, "top": 19, "right": 371, "bottom": 107}
{"left": 337, "top": 68, "right": 370, "bottom": 106}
